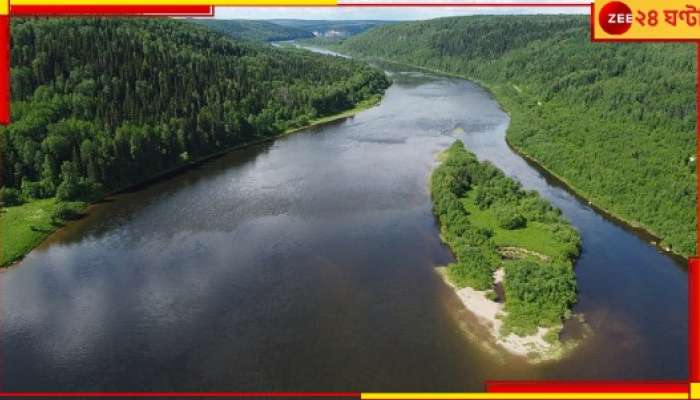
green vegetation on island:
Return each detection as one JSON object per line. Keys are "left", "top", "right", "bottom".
{"left": 332, "top": 15, "right": 696, "bottom": 256}
{"left": 432, "top": 141, "right": 580, "bottom": 337}
{"left": 0, "top": 18, "right": 389, "bottom": 267}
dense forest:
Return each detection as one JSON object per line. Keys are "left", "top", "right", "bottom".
{"left": 190, "top": 19, "right": 394, "bottom": 43}
{"left": 1, "top": 17, "right": 388, "bottom": 199}
{"left": 0, "top": 17, "right": 389, "bottom": 265}
{"left": 432, "top": 141, "right": 580, "bottom": 337}
{"left": 333, "top": 15, "right": 696, "bottom": 256}
{"left": 269, "top": 20, "right": 394, "bottom": 39}
{"left": 190, "top": 19, "right": 314, "bottom": 42}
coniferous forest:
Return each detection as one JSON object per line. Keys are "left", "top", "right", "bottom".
{"left": 191, "top": 19, "right": 314, "bottom": 42}
{"left": 1, "top": 17, "right": 388, "bottom": 202}
{"left": 0, "top": 18, "right": 389, "bottom": 266}
{"left": 333, "top": 15, "right": 696, "bottom": 256}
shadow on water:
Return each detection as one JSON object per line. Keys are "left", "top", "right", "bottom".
{"left": 1, "top": 47, "right": 689, "bottom": 391}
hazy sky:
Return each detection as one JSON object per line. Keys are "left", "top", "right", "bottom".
{"left": 214, "top": 1, "right": 590, "bottom": 20}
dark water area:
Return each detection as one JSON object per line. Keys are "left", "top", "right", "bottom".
{"left": 1, "top": 54, "right": 688, "bottom": 391}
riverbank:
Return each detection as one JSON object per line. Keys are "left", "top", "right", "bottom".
{"left": 505, "top": 138, "right": 687, "bottom": 261}
{"left": 0, "top": 95, "right": 384, "bottom": 268}
{"left": 320, "top": 49, "right": 690, "bottom": 259}
{"left": 476, "top": 79, "right": 689, "bottom": 260}
{"left": 437, "top": 267, "right": 574, "bottom": 362}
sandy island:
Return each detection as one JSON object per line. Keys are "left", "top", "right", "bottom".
{"left": 437, "top": 267, "right": 578, "bottom": 362}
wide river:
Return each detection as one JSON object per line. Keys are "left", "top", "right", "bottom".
{"left": 2, "top": 53, "right": 689, "bottom": 391}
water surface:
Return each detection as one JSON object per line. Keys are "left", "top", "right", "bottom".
{"left": 2, "top": 58, "right": 687, "bottom": 391}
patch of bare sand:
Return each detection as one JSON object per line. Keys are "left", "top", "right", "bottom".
{"left": 438, "top": 267, "right": 564, "bottom": 361}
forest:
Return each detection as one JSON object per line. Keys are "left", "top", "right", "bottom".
{"left": 190, "top": 19, "right": 314, "bottom": 42}
{"left": 432, "top": 141, "right": 580, "bottom": 338}
{"left": 0, "top": 17, "right": 389, "bottom": 266}
{"left": 190, "top": 19, "right": 393, "bottom": 43}
{"left": 268, "top": 20, "right": 394, "bottom": 39}
{"left": 333, "top": 15, "right": 696, "bottom": 256}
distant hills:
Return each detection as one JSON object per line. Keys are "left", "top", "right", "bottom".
{"left": 191, "top": 19, "right": 314, "bottom": 42}
{"left": 269, "top": 20, "right": 394, "bottom": 39}
{"left": 192, "top": 19, "right": 393, "bottom": 42}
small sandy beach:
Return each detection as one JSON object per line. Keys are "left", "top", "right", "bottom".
{"left": 438, "top": 267, "right": 562, "bottom": 361}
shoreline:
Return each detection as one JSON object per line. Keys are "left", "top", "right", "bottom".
{"left": 430, "top": 146, "right": 582, "bottom": 363}
{"left": 1, "top": 95, "right": 383, "bottom": 269}
{"left": 328, "top": 50, "right": 689, "bottom": 260}
{"left": 504, "top": 138, "right": 688, "bottom": 262}
{"left": 436, "top": 267, "right": 571, "bottom": 362}
{"left": 111, "top": 95, "right": 382, "bottom": 196}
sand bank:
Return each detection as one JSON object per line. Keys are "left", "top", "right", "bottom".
{"left": 438, "top": 267, "right": 574, "bottom": 362}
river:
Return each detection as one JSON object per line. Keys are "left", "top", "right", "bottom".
{"left": 1, "top": 52, "right": 688, "bottom": 391}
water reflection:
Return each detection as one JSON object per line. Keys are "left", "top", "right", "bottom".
{"left": 1, "top": 62, "right": 687, "bottom": 391}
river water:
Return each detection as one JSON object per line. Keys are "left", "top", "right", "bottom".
{"left": 1, "top": 55, "right": 688, "bottom": 391}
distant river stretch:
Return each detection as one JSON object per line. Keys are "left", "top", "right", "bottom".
{"left": 1, "top": 50, "right": 687, "bottom": 391}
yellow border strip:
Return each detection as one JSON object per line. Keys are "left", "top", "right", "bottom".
{"left": 10, "top": 0, "right": 337, "bottom": 5}
{"left": 361, "top": 393, "right": 688, "bottom": 400}
{"left": 693, "top": 383, "right": 700, "bottom": 400}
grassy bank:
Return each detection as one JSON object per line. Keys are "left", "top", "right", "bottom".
{"left": 2, "top": 198, "right": 60, "bottom": 267}
{"left": 0, "top": 94, "right": 384, "bottom": 268}
{"left": 432, "top": 141, "right": 580, "bottom": 347}
{"left": 285, "top": 94, "right": 383, "bottom": 134}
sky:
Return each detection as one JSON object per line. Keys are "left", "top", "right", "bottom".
{"left": 214, "top": 1, "right": 590, "bottom": 20}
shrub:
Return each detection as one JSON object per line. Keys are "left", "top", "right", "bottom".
{"left": 56, "top": 178, "right": 102, "bottom": 202}
{"left": 474, "top": 186, "right": 495, "bottom": 209}
{"left": 447, "top": 168, "right": 471, "bottom": 196}
{"left": 56, "top": 181, "right": 78, "bottom": 202}
{"left": 496, "top": 209, "right": 527, "bottom": 230}
{"left": 51, "top": 202, "right": 85, "bottom": 223}
{"left": 0, "top": 187, "right": 23, "bottom": 207}
{"left": 446, "top": 248, "right": 495, "bottom": 290}
{"left": 502, "top": 261, "right": 576, "bottom": 336}
{"left": 21, "top": 180, "right": 48, "bottom": 200}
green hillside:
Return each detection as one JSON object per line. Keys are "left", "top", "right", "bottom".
{"left": 191, "top": 19, "right": 314, "bottom": 42}
{"left": 0, "top": 18, "right": 389, "bottom": 266}
{"left": 270, "top": 19, "right": 394, "bottom": 39}
{"left": 334, "top": 15, "right": 696, "bottom": 256}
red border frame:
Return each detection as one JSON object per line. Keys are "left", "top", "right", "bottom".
{"left": 484, "top": 381, "right": 692, "bottom": 394}
{"left": 10, "top": 5, "right": 214, "bottom": 16}
{"left": 1, "top": 2, "right": 697, "bottom": 399}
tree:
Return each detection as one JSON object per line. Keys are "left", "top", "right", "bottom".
{"left": 337, "top": 15, "right": 695, "bottom": 255}
{"left": 56, "top": 161, "right": 80, "bottom": 201}
{"left": 1, "top": 17, "right": 389, "bottom": 208}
